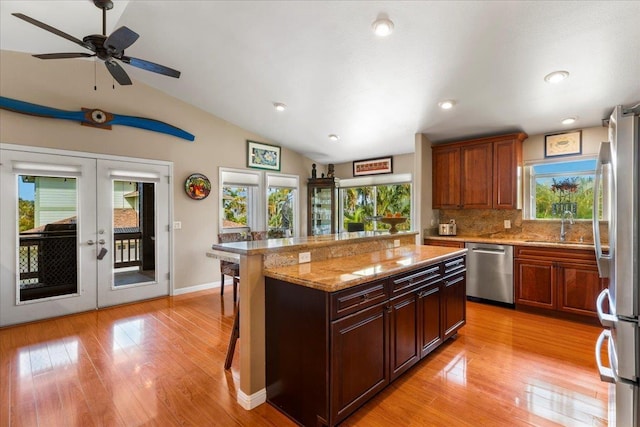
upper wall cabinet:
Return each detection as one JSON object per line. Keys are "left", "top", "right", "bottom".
{"left": 432, "top": 132, "right": 527, "bottom": 210}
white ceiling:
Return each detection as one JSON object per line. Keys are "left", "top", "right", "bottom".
{"left": 1, "top": 1, "right": 639, "bottom": 163}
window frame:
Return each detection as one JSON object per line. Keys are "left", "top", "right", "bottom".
{"left": 219, "top": 168, "right": 263, "bottom": 232}
{"left": 265, "top": 172, "right": 300, "bottom": 237}
{"left": 523, "top": 155, "right": 607, "bottom": 220}
{"left": 338, "top": 173, "right": 413, "bottom": 232}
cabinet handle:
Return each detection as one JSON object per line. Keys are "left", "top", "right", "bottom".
{"left": 361, "top": 293, "right": 370, "bottom": 301}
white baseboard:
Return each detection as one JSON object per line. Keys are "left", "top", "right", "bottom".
{"left": 172, "top": 281, "right": 221, "bottom": 296}
{"left": 237, "top": 388, "right": 267, "bottom": 410}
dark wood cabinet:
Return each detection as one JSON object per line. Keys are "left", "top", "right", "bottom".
{"left": 514, "top": 246, "right": 607, "bottom": 320}
{"left": 493, "top": 138, "right": 523, "bottom": 209}
{"left": 265, "top": 256, "right": 466, "bottom": 426}
{"left": 331, "top": 302, "right": 389, "bottom": 424}
{"left": 423, "top": 238, "right": 465, "bottom": 248}
{"left": 461, "top": 142, "right": 493, "bottom": 209}
{"left": 308, "top": 177, "right": 337, "bottom": 235}
{"left": 432, "top": 132, "right": 526, "bottom": 210}
{"left": 432, "top": 145, "right": 461, "bottom": 209}
{"left": 418, "top": 282, "right": 443, "bottom": 357}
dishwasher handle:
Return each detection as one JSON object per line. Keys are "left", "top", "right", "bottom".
{"left": 470, "top": 247, "right": 506, "bottom": 255}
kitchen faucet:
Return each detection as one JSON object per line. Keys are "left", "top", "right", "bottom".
{"left": 560, "top": 210, "right": 574, "bottom": 241}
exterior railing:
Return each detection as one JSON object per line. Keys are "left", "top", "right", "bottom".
{"left": 18, "top": 230, "right": 142, "bottom": 284}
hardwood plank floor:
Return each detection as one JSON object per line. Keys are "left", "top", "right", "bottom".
{"left": 0, "top": 291, "right": 609, "bottom": 426}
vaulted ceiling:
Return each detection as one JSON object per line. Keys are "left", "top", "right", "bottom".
{"left": 1, "top": 1, "right": 639, "bottom": 163}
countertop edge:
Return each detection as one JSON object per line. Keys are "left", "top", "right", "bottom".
{"left": 423, "top": 235, "right": 598, "bottom": 250}
{"left": 264, "top": 247, "right": 467, "bottom": 292}
{"left": 212, "top": 231, "right": 419, "bottom": 255}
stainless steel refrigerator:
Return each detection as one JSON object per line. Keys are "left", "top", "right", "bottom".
{"left": 594, "top": 103, "right": 640, "bottom": 426}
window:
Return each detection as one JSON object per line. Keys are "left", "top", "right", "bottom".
{"left": 266, "top": 173, "right": 299, "bottom": 238}
{"left": 524, "top": 158, "right": 605, "bottom": 220}
{"left": 339, "top": 174, "right": 412, "bottom": 232}
{"left": 219, "top": 168, "right": 262, "bottom": 232}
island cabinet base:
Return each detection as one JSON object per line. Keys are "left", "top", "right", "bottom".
{"left": 265, "top": 256, "right": 466, "bottom": 427}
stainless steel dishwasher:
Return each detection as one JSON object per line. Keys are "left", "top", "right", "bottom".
{"left": 465, "top": 242, "right": 514, "bottom": 305}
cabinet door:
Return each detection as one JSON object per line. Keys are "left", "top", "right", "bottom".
{"left": 493, "top": 138, "right": 522, "bottom": 209}
{"left": 515, "top": 259, "right": 555, "bottom": 309}
{"left": 389, "top": 292, "right": 420, "bottom": 381}
{"left": 461, "top": 142, "right": 492, "bottom": 209}
{"left": 557, "top": 262, "right": 607, "bottom": 317}
{"left": 432, "top": 146, "right": 461, "bottom": 209}
{"left": 330, "top": 302, "right": 389, "bottom": 425}
{"left": 418, "top": 282, "right": 442, "bottom": 357}
{"left": 442, "top": 273, "right": 466, "bottom": 339}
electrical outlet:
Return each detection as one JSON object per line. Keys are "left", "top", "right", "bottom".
{"left": 504, "top": 220, "right": 511, "bottom": 229}
{"left": 394, "top": 239, "right": 400, "bottom": 248}
{"left": 173, "top": 221, "right": 182, "bottom": 230}
{"left": 298, "top": 252, "right": 311, "bottom": 263}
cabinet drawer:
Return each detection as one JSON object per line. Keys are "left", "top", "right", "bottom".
{"left": 390, "top": 264, "right": 441, "bottom": 297}
{"left": 515, "top": 246, "right": 596, "bottom": 263}
{"left": 443, "top": 256, "right": 466, "bottom": 276}
{"left": 331, "top": 279, "right": 388, "bottom": 320}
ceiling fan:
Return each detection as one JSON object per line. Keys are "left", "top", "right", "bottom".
{"left": 12, "top": 0, "right": 181, "bottom": 85}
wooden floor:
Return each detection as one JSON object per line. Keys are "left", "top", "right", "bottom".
{"left": 0, "top": 290, "right": 610, "bottom": 426}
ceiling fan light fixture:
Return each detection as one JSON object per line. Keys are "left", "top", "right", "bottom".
{"left": 544, "top": 70, "right": 570, "bottom": 83}
{"left": 372, "top": 17, "right": 394, "bottom": 37}
{"left": 273, "top": 102, "right": 287, "bottom": 112}
{"left": 561, "top": 117, "right": 577, "bottom": 125}
{"left": 438, "top": 99, "right": 456, "bottom": 110}
{"left": 328, "top": 134, "right": 340, "bottom": 142}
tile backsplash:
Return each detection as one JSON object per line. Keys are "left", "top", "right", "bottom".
{"left": 434, "top": 209, "right": 608, "bottom": 244}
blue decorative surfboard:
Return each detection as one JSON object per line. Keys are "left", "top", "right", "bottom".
{"left": 0, "top": 96, "right": 195, "bottom": 142}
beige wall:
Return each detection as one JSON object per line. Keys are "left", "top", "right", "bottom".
{"left": 523, "top": 126, "right": 607, "bottom": 162}
{"left": 0, "top": 50, "right": 314, "bottom": 291}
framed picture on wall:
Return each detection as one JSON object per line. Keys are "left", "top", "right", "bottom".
{"left": 544, "top": 130, "right": 582, "bottom": 158}
{"left": 353, "top": 156, "right": 393, "bottom": 176}
{"left": 247, "top": 140, "right": 281, "bottom": 171}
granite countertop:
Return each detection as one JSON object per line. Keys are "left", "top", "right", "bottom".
{"left": 264, "top": 244, "right": 466, "bottom": 292}
{"left": 423, "top": 235, "right": 599, "bottom": 250}
{"left": 211, "top": 230, "right": 418, "bottom": 255}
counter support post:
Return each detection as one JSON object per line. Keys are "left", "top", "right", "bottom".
{"left": 237, "top": 253, "right": 266, "bottom": 409}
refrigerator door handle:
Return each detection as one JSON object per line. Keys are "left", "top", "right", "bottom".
{"left": 596, "top": 288, "right": 617, "bottom": 328}
{"left": 595, "top": 329, "right": 618, "bottom": 383}
{"left": 592, "top": 141, "right": 612, "bottom": 278}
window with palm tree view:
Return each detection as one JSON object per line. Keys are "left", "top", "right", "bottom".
{"left": 341, "top": 183, "right": 411, "bottom": 231}
{"left": 222, "top": 186, "right": 248, "bottom": 228}
{"left": 526, "top": 158, "right": 603, "bottom": 220}
{"left": 267, "top": 186, "right": 295, "bottom": 238}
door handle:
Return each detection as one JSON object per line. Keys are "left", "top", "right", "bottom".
{"left": 596, "top": 288, "right": 617, "bottom": 328}
{"left": 595, "top": 329, "right": 617, "bottom": 383}
{"left": 98, "top": 239, "right": 106, "bottom": 245}
{"left": 87, "top": 240, "right": 95, "bottom": 246}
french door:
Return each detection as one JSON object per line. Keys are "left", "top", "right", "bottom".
{"left": 0, "top": 146, "right": 171, "bottom": 326}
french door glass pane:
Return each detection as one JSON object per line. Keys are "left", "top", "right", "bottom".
{"left": 112, "top": 180, "right": 156, "bottom": 287}
{"left": 18, "top": 175, "right": 78, "bottom": 301}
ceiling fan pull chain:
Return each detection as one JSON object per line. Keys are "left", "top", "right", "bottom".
{"left": 94, "top": 60, "right": 97, "bottom": 91}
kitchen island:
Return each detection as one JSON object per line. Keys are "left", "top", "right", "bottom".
{"left": 208, "top": 231, "right": 467, "bottom": 413}
{"left": 264, "top": 245, "right": 467, "bottom": 426}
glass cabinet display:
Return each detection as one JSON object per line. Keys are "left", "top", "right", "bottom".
{"left": 307, "top": 177, "right": 337, "bottom": 235}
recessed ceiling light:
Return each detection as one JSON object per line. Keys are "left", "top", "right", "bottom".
{"left": 328, "top": 134, "right": 340, "bottom": 142}
{"left": 438, "top": 100, "right": 456, "bottom": 110}
{"left": 544, "top": 70, "right": 570, "bottom": 83}
{"left": 273, "top": 102, "right": 287, "bottom": 112}
{"left": 372, "top": 17, "right": 394, "bottom": 37}
{"left": 561, "top": 117, "right": 577, "bottom": 125}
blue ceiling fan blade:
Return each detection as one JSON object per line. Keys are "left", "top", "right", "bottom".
{"left": 0, "top": 96, "right": 195, "bottom": 142}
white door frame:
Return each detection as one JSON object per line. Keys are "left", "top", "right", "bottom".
{"left": 0, "top": 143, "right": 174, "bottom": 326}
